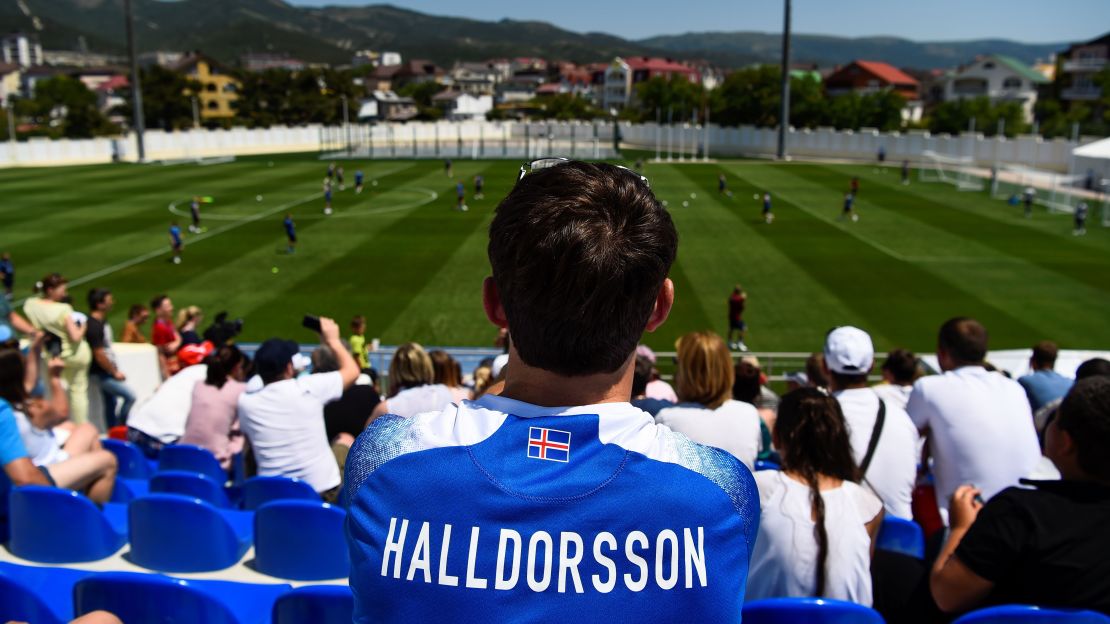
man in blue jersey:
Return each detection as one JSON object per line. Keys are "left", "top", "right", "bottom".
{"left": 168, "top": 221, "right": 183, "bottom": 264}
{"left": 762, "top": 192, "right": 774, "bottom": 224}
{"left": 345, "top": 160, "right": 759, "bottom": 623}
{"left": 323, "top": 179, "right": 333, "bottom": 216}
{"left": 455, "top": 180, "right": 467, "bottom": 212}
{"left": 283, "top": 213, "right": 296, "bottom": 254}
{"left": 355, "top": 169, "right": 365, "bottom": 194}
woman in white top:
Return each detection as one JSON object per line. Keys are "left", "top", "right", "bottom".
{"left": 429, "top": 349, "right": 472, "bottom": 404}
{"left": 371, "top": 343, "right": 456, "bottom": 419}
{"left": 747, "top": 387, "right": 883, "bottom": 605}
{"left": 654, "top": 331, "right": 762, "bottom": 468}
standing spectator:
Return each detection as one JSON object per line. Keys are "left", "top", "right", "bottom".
{"left": 429, "top": 349, "right": 471, "bottom": 403}
{"left": 313, "top": 344, "right": 382, "bottom": 444}
{"left": 180, "top": 345, "right": 247, "bottom": 471}
{"left": 238, "top": 318, "right": 358, "bottom": 501}
{"left": 23, "top": 274, "right": 92, "bottom": 425}
{"left": 747, "top": 387, "right": 883, "bottom": 605}
{"left": 86, "top": 288, "right": 135, "bottom": 428}
{"left": 0, "top": 252, "right": 13, "bottom": 299}
{"left": 150, "top": 295, "right": 182, "bottom": 378}
{"left": 1017, "top": 340, "right": 1073, "bottom": 413}
{"left": 176, "top": 306, "right": 204, "bottom": 346}
{"left": 348, "top": 315, "right": 369, "bottom": 370}
{"left": 728, "top": 284, "right": 748, "bottom": 351}
{"left": 369, "top": 342, "right": 455, "bottom": 419}
{"left": 823, "top": 327, "right": 918, "bottom": 519}
{"left": 119, "top": 304, "right": 149, "bottom": 343}
{"left": 907, "top": 317, "right": 1041, "bottom": 519}
{"left": 872, "top": 348, "right": 920, "bottom": 411}
{"left": 930, "top": 377, "right": 1110, "bottom": 616}
{"left": 656, "top": 331, "right": 764, "bottom": 468}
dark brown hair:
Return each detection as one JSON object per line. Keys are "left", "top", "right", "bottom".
{"left": 128, "top": 304, "right": 147, "bottom": 320}
{"left": 1056, "top": 377, "right": 1110, "bottom": 481}
{"left": 775, "top": 387, "right": 861, "bottom": 597}
{"left": 488, "top": 161, "right": 677, "bottom": 376}
{"left": 204, "top": 345, "right": 245, "bottom": 389}
{"left": 0, "top": 345, "right": 28, "bottom": 407}
{"left": 939, "top": 317, "right": 988, "bottom": 366}
{"left": 1032, "top": 340, "right": 1058, "bottom": 369}
{"left": 805, "top": 353, "right": 828, "bottom": 389}
{"left": 429, "top": 350, "right": 462, "bottom": 388}
{"left": 882, "top": 348, "right": 919, "bottom": 385}
{"left": 38, "top": 273, "right": 66, "bottom": 295}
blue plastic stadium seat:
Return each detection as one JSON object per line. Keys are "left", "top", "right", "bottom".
{"left": 150, "top": 471, "right": 234, "bottom": 508}
{"left": 110, "top": 476, "right": 150, "bottom": 503}
{"left": 242, "top": 476, "right": 320, "bottom": 511}
{"left": 158, "top": 444, "right": 228, "bottom": 484}
{"left": 102, "top": 438, "right": 156, "bottom": 479}
{"left": 272, "top": 585, "right": 354, "bottom": 624}
{"left": 0, "top": 561, "right": 93, "bottom": 624}
{"left": 877, "top": 516, "right": 926, "bottom": 559}
{"left": 954, "top": 605, "right": 1110, "bottom": 624}
{"left": 8, "top": 486, "right": 128, "bottom": 563}
{"left": 743, "top": 597, "right": 885, "bottom": 624}
{"left": 128, "top": 493, "right": 253, "bottom": 572}
{"left": 73, "top": 571, "right": 291, "bottom": 624}
{"left": 254, "top": 501, "right": 349, "bottom": 580}
{"left": 754, "top": 459, "right": 781, "bottom": 471}
{"left": 0, "top": 470, "right": 11, "bottom": 542}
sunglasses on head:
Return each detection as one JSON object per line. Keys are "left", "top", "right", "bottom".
{"left": 516, "top": 157, "right": 650, "bottom": 188}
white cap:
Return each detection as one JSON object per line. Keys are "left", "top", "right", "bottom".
{"left": 824, "top": 326, "right": 874, "bottom": 375}
{"left": 492, "top": 353, "right": 510, "bottom": 378}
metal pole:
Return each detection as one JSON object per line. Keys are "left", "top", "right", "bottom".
{"left": 342, "top": 95, "right": 350, "bottom": 156}
{"left": 191, "top": 96, "right": 199, "bottom": 129}
{"left": 124, "top": 0, "right": 145, "bottom": 161}
{"left": 667, "top": 107, "right": 673, "bottom": 161}
{"left": 776, "top": 0, "right": 791, "bottom": 160}
{"left": 704, "top": 105, "right": 710, "bottom": 162}
{"left": 1067, "top": 122, "right": 1080, "bottom": 177}
{"left": 655, "top": 107, "right": 661, "bottom": 161}
{"left": 5, "top": 100, "right": 15, "bottom": 146}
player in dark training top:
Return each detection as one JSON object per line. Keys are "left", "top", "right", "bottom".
{"left": 284, "top": 213, "right": 297, "bottom": 254}
{"left": 169, "top": 221, "right": 183, "bottom": 264}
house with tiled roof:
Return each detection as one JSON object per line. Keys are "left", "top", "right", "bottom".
{"left": 824, "top": 60, "right": 919, "bottom": 99}
{"left": 601, "top": 56, "right": 699, "bottom": 110}
{"left": 941, "top": 55, "right": 1049, "bottom": 122}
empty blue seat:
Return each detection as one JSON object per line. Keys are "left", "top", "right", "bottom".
{"left": 110, "top": 477, "right": 150, "bottom": 503}
{"left": 158, "top": 444, "right": 227, "bottom": 484}
{"left": 954, "top": 605, "right": 1110, "bottom": 624}
{"left": 8, "top": 486, "right": 128, "bottom": 563}
{"left": 0, "top": 561, "right": 92, "bottom": 624}
{"left": 254, "top": 501, "right": 349, "bottom": 580}
{"left": 150, "top": 471, "right": 234, "bottom": 508}
{"left": 877, "top": 516, "right": 926, "bottom": 559}
{"left": 128, "top": 494, "right": 252, "bottom": 572}
{"left": 102, "top": 439, "right": 155, "bottom": 479}
{"left": 0, "top": 470, "right": 10, "bottom": 542}
{"left": 242, "top": 476, "right": 320, "bottom": 511}
{"left": 272, "top": 585, "right": 354, "bottom": 624}
{"left": 743, "top": 597, "right": 885, "bottom": 624}
{"left": 73, "top": 571, "right": 290, "bottom": 624}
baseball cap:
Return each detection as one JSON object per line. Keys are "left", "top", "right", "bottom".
{"left": 824, "top": 326, "right": 874, "bottom": 374}
{"left": 254, "top": 338, "right": 300, "bottom": 379}
{"left": 635, "top": 344, "right": 657, "bottom": 364}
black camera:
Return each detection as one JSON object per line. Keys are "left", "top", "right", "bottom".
{"left": 43, "top": 332, "right": 63, "bottom": 358}
{"left": 203, "top": 311, "right": 244, "bottom": 347}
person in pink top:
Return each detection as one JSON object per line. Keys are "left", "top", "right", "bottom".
{"left": 180, "top": 345, "right": 247, "bottom": 470}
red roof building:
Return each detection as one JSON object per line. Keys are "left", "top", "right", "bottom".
{"left": 824, "top": 60, "right": 919, "bottom": 99}
{"left": 624, "top": 56, "right": 700, "bottom": 83}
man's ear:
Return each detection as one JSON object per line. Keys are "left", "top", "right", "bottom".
{"left": 482, "top": 276, "right": 509, "bottom": 329}
{"left": 644, "top": 278, "right": 675, "bottom": 333}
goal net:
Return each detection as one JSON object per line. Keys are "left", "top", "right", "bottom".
{"left": 918, "top": 150, "right": 984, "bottom": 191}
{"left": 991, "top": 164, "right": 1091, "bottom": 216}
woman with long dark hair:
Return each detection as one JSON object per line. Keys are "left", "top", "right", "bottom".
{"left": 180, "top": 345, "right": 247, "bottom": 470}
{"left": 747, "top": 387, "right": 883, "bottom": 604}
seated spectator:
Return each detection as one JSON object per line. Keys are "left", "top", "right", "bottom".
{"left": 637, "top": 344, "right": 679, "bottom": 402}
{"left": 126, "top": 363, "right": 208, "bottom": 458}
{"left": 748, "top": 387, "right": 883, "bottom": 605}
{"left": 0, "top": 338, "right": 116, "bottom": 503}
{"left": 369, "top": 342, "right": 455, "bottom": 419}
{"left": 631, "top": 353, "right": 672, "bottom": 416}
{"left": 119, "top": 303, "right": 149, "bottom": 343}
{"left": 1018, "top": 341, "right": 1073, "bottom": 413}
{"left": 806, "top": 352, "right": 829, "bottom": 390}
{"left": 655, "top": 331, "right": 763, "bottom": 468}
{"left": 1076, "top": 358, "right": 1110, "bottom": 380}
{"left": 740, "top": 355, "right": 780, "bottom": 412}
{"left": 149, "top": 294, "right": 182, "bottom": 378}
{"left": 784, "top": 371, "right": 809, "bottom": 392}
{"left": 734, "top": 356, "right": 777, "bottom": 462}
{"left": 86, "top": 288, "right": 136, "bottom": 429}
{"left": 470, "top": 360, "right": 494, "bottom": 399}
{"left": 179, "top": 345, "right": 247, "bottom": 471}
{"left": 238, "top": 318, "right": 358, "bottom": 501}
{"left": 313, "top": 344, "right": 381, "bottom": 443}
{"left": 907, "top": 317, "right": 1041, "bottom": 520}
{"left": 176, "top": 305, "right": 204, "bottom": 347}
{"left": 1034, "top": 356, "right": 1110, "bottom": 442}
{"left": 0, "top": 285, "right": 36, "bottom": 339}
{"left": 931, "top": 377, "right": 1110, "bottom": 616}
{"left": 824, "top": 327, "right": 918, "bottom": 519}
{"left": 872, "top": 348, "right": 921, "bottom": 410}
{"left": 429, "top": 349, "right": 471, "bottom": 403}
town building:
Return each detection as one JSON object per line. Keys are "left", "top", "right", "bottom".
{"left": 432, "top": 90, "right": 493, "bottom": 120}
{"left": 1, "top": 32, "right": 43, "bottom": 68}
{"left": 357, "top": 90, "right": 418, "bottom": 122}
{"left": 941, "top": 55, "right": 1048, "bottom": 122}
{"left": 1056, "top": 32, "right": 1109, "bottom": 105}
{"left": 172, "top": 52, "right": 240, "bottom": 120}
{"left": 601, "top": 57, "right": 699, "bottom": 110}
{"left": 824, "top": 60, "right": 923, "bottom": 123}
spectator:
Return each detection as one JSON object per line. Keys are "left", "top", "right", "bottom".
{"left": 470, "top": 361, "right": 494, "bottom": 398}
{"left": 86, "top": 288, "right": 136, "bottom": 429}
{"left": 238, "top": 318, "right": 358, "bottom": 501}
{"left": 344, "top": 161, "right": 757, "bottom": 621}
{"left": 349, "top": 315, "right": 370, "bottom": 370}
{"left": 368, "top": 342, "right": 455, "bottom": 420}
{"left": 930, "top": 377, "right": 1110, "bottom": 616}
{"left": 127, "top": 363, "right": 208, "bottom": 458}
{"left": 0, "top": 279, "right": 36, "bottom": 339}
{"left": 1075, "top": 358, "right": 1110, "bottom": 380}
{"left": 429, "top": 349, "right": 472, "bottom": 403}
{"left": 636, "top": 345, "right": 679, "bottom": 402}
{"left": 0, "top": 251, "right": 13, "bottom": 298}
{"left": 806, "top": 353, "right": 829, "bottom": 390}
{"left": 747, "top": 387, "right": 882, "bottom": 605}
{"left": 1018, "top": 341, "right": 1073, "bottom": 413}
{"left": 179, "top": 345, "right": 248, "bottom": 471}
{"left": 907, "top": 317, "right": 1041, "bottom": 519}
{"left": 22, "top": 274, "right": 92, "bottom": 424}
{"left": 150, "top": 294, "right": 182, "bottom": 378}
{"left": 656, "top": 331, "right": 763, "bottom": 468}
{"left": 823, "top": 327, "right": 918, "bottom": 519}
{"left": 740, "top": 354, "right": 780, "bottom": 412}
{"left": 176, "top": 305, "right": 204, "bottom": 346}
{"left": 872, "top": 348, "right": 920, "bottom": 410}
{"left": 313, "top": 344, "right": 382, "bottom": 443}
{"left": 119, "top": 304, "right": 149, "bottom": 343}
{"left": 1034, "top": 356, "right": 1110, "bottom": 439}
{"left": 0, "top": 339, "right": 117, "bottom": 503}
{"left": 631, "top": 353, "right": 672, "bottom": 416}
{"left": 734, "top": 356, "right": 778, "bottom": 462}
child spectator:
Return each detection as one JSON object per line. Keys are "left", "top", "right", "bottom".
{"left": 349, "top": 315, "right": 369, "bottom": 370}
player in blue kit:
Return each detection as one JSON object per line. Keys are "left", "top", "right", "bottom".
{"left": 762, "top": 192, "right": 774, "bottom": 224}
{"left": 455, "top": 180, "right": 467, "bottom": 211}
{"left": 323, "top": 179, "right": 333, "bottom": 216}
{"left": 168, "top": 221, "right": 183, "bottom": 264}
{"left": 283, "top": 213, "right": 296, "bottom": 254}
{"left": 345, "top": 160, "right": 758, "bottom": 623}
{"left": 840, "top": 192, "right": 858, "bottom": 222}
{"left": 355, "top": 169, "right": 365, "bottom": 194}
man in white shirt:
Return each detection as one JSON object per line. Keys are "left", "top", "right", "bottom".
{"left": 906, "top": 317, "right": 1041, "bottom": 520}
{"left": 823, "top": 326, "right": 918, "bottom": 519}
{"left": 238, "top": 318, "right": 359, "bottom": 500}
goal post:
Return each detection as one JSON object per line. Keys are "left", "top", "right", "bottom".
{"left": 918, "top": 150, "right": 984, "bottom": 191}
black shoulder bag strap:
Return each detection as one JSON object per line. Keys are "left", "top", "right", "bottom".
{"left": 859, "top": 398, "right": 886, "bottom": 474}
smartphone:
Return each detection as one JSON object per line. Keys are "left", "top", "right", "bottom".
{"left": 301, "top": 315, "right": 322, "bottom": 334}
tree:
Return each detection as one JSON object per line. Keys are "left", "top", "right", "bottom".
{"left": 233, "top": 68, "right": 358, "bottom": 127}
{"left": 118, "top": 65, "right": 200, "bottom": 131}
{"left": 16, "top": 75, "right": 115, "bottom": 138}
{"left": 712, "top": 65, "right": 781, "bottom": 127}
{"left": 929, "top": 97, "right": 1028, "bottom": 136}
{"left": 535, "top": 93, "right": 602, "bottom": 120}
{"left": 634, "top": 75, "right": 705, "bottom": 123}
{"left": 397, "top": 80, "right": 447, "bottom": 121}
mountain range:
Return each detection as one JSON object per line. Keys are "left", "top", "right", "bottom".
{"left": 0, "top": 0, "right": 1068, "bottom": 71}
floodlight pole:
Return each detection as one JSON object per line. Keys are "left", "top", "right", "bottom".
{"left": 124, "top": 0, "right": 146, "bottom": 162}
{"left": 191, "top": 96, "right": 199, "bottom": 129}
{"left": 5, "top": 100, "right": 14, "bottom": 146}
{"left": 341, "top": 95, "right": 351, "bottom": 156}
{"left": 776, "top": 0, "right": 792, "bottom": 160}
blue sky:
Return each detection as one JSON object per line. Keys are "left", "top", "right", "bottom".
{"left": 291, "top": 0, "right": 1108, "bottom": 42}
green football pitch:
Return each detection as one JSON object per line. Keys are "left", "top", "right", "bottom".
{"left": 3, "top": 153, "right": 1108, "bottom": 354}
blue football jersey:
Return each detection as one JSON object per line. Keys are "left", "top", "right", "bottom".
{"left": 345, "top": 394, "right": 759, "bottom": 623}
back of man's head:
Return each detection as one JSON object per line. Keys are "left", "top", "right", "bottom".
{"left": 1056, "top": 376, "right": 1110, "bottom": 482}
{"left": 938, "top": 317, "right": 988, "bottom": 367}
{"left": 882, "top": 348, "right": 919, "bottom": 385}
{"left": 488, "top": 161, "right": 677, "bottom": 376}
{"left": 1077, "top": 358, "right": 1110, "bottom": 381}
{"left": 1031, "top": 340, "right": 1058, "bottom": 370}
